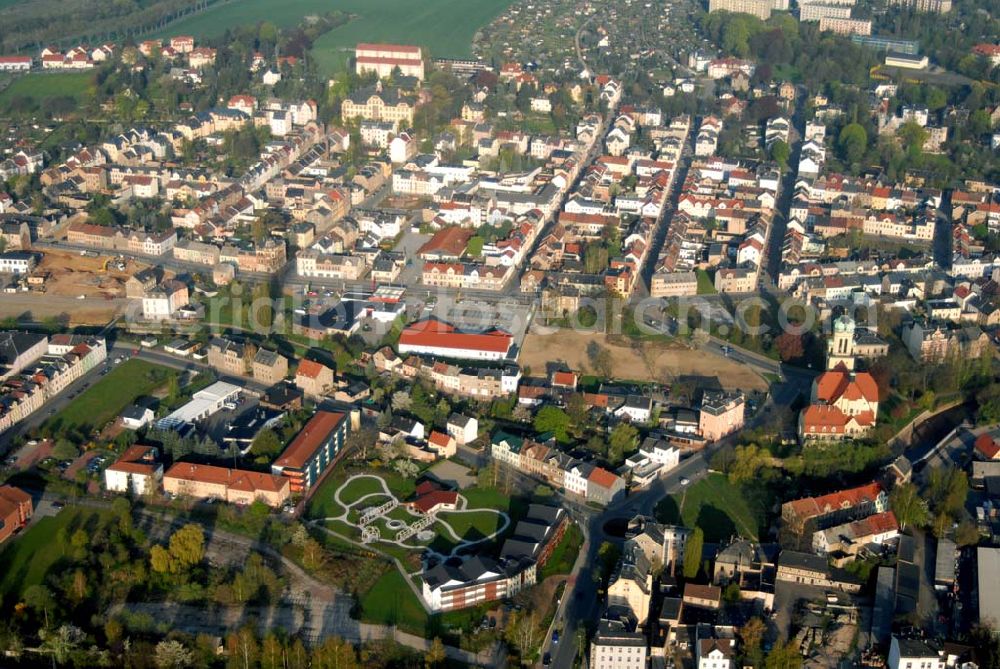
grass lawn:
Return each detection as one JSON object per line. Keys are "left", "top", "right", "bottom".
{"left": 461, "top": 486, "right": 518, "bottom": 513}
{"left": 437, "top": 509, "right": 504, "bottom": 541}
{"left": 0, "top": 72, "right": 93, "bottom": 112}
{"left": 540, "top": 523, "right": 583, "bottom": 580}
{"left": 359, "top": 568, "right": 429, "bottom": 635}
{"left": 42, "top": 359, "right": 177, "bottom": 436}
{"left": 307, "top": 467, "right": 419, "bottom": 519}
{"left": 696, "top": 269, "right": 717, "bottom": 295}
{"left": 337, "top": 476, "right": 388, "bottom": 506}
{"left": 0, "top": 507, "right": 110, "bottom": 597}
{"left": 655, "top": 473, "right": 763, "bottom": 542}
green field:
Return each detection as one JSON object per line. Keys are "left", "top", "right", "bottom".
{"left": 0, "top": 72, "right": 94, "bottom": 111}
{"left": 42, "top": 359, "right": 177, "bottom": 435}
{"left": 696, "top": 269, "right": 717, "bottom": 295}
{"left": 539, "top": 523, "right": 583, "bottom": 580}
{"left": 0, "top": 507, "right": 110, "bottom": 596}
{"left": 437, "top": 509, "right": 504, "bottom": 541}
{"left": 149, "top": 0, "right": 512, "bottom": 76}
{"left": 150, "top": 0, "right": 336, "bottom": 39}
{"left": 655, "top": 473, "right": 763, "bottom": 542}
{"left": 359, "top": 568, "right": 429, "bottom": 634}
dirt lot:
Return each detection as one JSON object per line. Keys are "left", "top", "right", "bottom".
{"left": 0, "top": 292, "right": 125, "bottom": 325}
{"left": 36, "top": 248, "right": 143, "bottom": 299}
{"left": 519, "top": 329, "right": 767, "bottom": 391}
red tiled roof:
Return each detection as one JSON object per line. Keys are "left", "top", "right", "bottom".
{"left": 786, "top": 482, "right": 883, "bottom": 521}
{"left": 273, "top": 410, "right": 345, "bottom": 469}
{"left": 976, "top": 433, "right": 1000, "bottom": 459}
{"left": 296, "top": 358, "right": 329, "bottom": 379}
{"left": 428, "top": 431, "right": 453, "bottom": 448}
{"left": 399, "top": 319, "right": 512, "bottom": 355}
{"left": 410, "top": 490, "right": 458, "bottom": 514}
{"left": 587, "top": 466, "right": 620, "bottom": 489}
{"left": 417, "top": 227, "right": 474, "bottom": 257}
{"left": 814, "top": 370, "right": 879, "bottom": 404}
{"left": 165, "top": 462, "right": 287, "bottom": 494}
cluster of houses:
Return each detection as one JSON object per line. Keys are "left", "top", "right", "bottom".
{"left": 0, "top": 332, "right": 108, "bottom": 434}
{"left": 652, "top": 148, "right": 779, "bottom": 296}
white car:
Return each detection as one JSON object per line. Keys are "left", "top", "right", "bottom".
{"left": 679, "top": 477, "right": 690, "bottom": 486}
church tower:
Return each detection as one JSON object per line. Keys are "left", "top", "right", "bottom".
{"left": 827, "top": 315, "right": 856, "bottom": 370}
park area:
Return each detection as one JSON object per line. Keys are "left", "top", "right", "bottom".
{"left": 655, "top": 473, "right": 767, "bottom": 542}
{"left": 519, "top": 329, "right": 768, "bottom": 391}
{"left": 311, "top": 473, "right": 511, "bottom": 560}
{"left": 41, "top": 359, "right": 177, "bottom": 438}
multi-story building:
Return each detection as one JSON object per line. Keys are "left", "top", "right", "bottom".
{"left": 0, "top": 331, "right": 48, "bottom": 379}
{"left": 271, "top": 410, "right": 349, "bottom": 494}
{"left": 818, "top": 16, "right": 872, "bottom": 35}
{"left": 886, "top": 0, "right": 950, "bottom": 11}
{"left": 0, "top": 485, "right": 32, "bottom": 544}
{"left": 252, "top": 348, "right": 288, "bottom": 385}
{"left": 141, "top": 280, "right": 189, "bottom": 320}
{"left": 355, "top": 43, "right": 425, "bottom": 80}
{"left": 104, "top": 445, "right": 163, "bottom": 496}
{"left": 163, "top": 462, "right": 290, "bottom": 507}
{"left": 206, "top": 337, "right": 247, "bottom": 377}
{"left": 398, "top": 319, "right": 514, "bottom": 361}
{"left": 650, "top": 271, "right": 698, "bottom": 297}
{"left": 341, "top": 85, "right": 416, "bottom": 128}
{"left": 590, "top": 614, "right": 648, "bottom": 669}
{"left": 781, "top": 482, "right": 888, "bottom": 534}
{"left": 902, "top": 321, "right": 991, "bottom": 363}
{"left": 708, "top": 0, "right": 774, "bottom": 19}
{"left": 698, "top": 390, "right": 745, "bottom": 442}
{"left": 800, "top": 3, "right": 852, "bottom": 20}
{"left": 295, "top": 358, "right": 335, "bottom": 397}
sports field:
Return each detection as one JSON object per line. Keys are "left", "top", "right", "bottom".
{"left": 149, "top": 0, "right": 513, "bottom": 77}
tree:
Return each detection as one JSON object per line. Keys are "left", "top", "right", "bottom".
{"left": 425, "top": 637, "right": 446, "bottom": 667}
{"left": 311, "top": 636, "right": 358, "bottom": 668}
{"left": 260, "top": 634, "right": 285, "bottom": 669}
{"left": 955, "top": 520, "right": 981, "bottom": 547}
{"left": 769, "top": 139, "right": 790, "bottom": 168}
{"left": 890, "top": 482, "right": 928, "bottom": 530}
{"left": 928, "top": 466, "right": 969, "bottom": 517}
{"left": 683, "top": 527, "right": 704, "bottom": 579}
{"left": 587, "top": 341, "right": 614, "bottom": 377}
{"left": 251, "top": 429, "right": 283, "bottom": 459}
{"left": 838, "top": 123, "right": 868, "bottom": 164}
{"left": 534, "top": 406, "right": 572, "bottom": 443}
{"left": 765, "top": 640, "right": 802, "bottom": 669}
{"left": 155, "top": 640, "right": 196, "bottom": 668}
{"left": 23, "top": 584, "right": 55, "bottom": 627}
{"left": 40, "top": 625, "right": 83, "bottom": 665}
{"left": 152, "top": 524, "right": 205, "bottom": 574}
{"left": 729, "top": 444, "right": 768, "bottom": 484}
{"left": 227, "top": 627, "right": 260, "bottom": 669}
{"left": 774, "top": 332, "right": 804, "bottom": 363}
{"left": 739, "top": 617, "right": 766, "bottom": 663}
{"left": 608, "top": 423, "right": 639, "bottom": 466}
